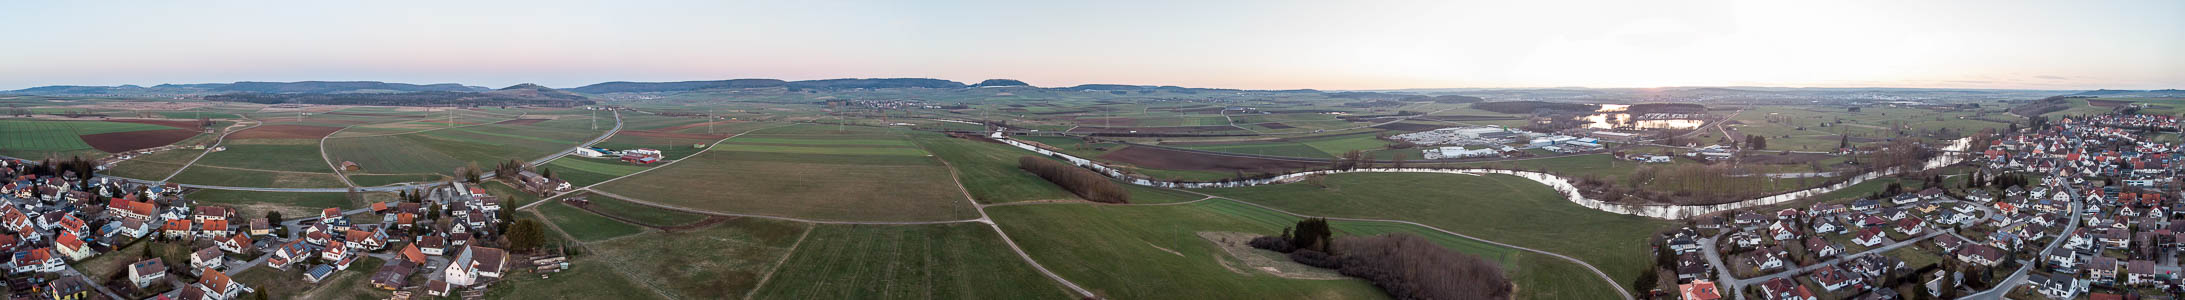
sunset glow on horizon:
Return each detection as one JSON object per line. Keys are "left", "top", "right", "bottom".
{"left": 3, "top": 0, "right": 2179, "bottom": 91}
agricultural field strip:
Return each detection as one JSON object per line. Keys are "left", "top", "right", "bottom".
{"left": 739, "top": 224, "right": 816, "bottom": 300}
{"left": 524, "top": 127, "right": 1097, "bottom": 298}
{"left": 516, "top": 122, "right": 789, "bottom": 211}
{"left": 160, "top": 114, "right": 263, "bottom": 181}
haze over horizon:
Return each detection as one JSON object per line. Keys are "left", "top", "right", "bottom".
{"left": 4, "top": 0, "right": 2180, "bottom": 91}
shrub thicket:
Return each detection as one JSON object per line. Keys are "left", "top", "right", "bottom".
{"left": 1248, "top": 219, "right": 1512, "bottom": 300}
{"left": 1017, "top": 156, "right": 1131, "bottom": 203}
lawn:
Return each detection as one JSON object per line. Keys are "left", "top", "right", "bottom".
{"left": 578, "top": 195, "right": 708, "bottom": 227}
{"left": 984, "top": 200, "right": 1387, "bottom": 299}
{"left": 595, "top": 138, "right": 980, "bottom": 222}
{"left": 749, "top": 223, "right": 1074, "bottom": 299}
{"left": 541, "top": 157, "right": 649, "bottom": 187}
{"left": 233, "top": 265, "right": 313, "bottom": 299}
{"left": 536, "top": 201, "right": 646, "bottom": 242}
{"left": 911, "top": 133, "right": 1077, "bottom": 204}
{"left": 1193, "top": 173, "right": 1677, "bottom": 293}
{"left": 588, "top": 217, "right": 809, "bottom": 299}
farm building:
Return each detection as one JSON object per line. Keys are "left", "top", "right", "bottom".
{"left": 1424, "top": 147, "right": 1500, "bottom": 160}
{"left": 340, "top": 161, "right": 361, "bottom": 171}
{"left": 619, "top": 149, "right": 663, "bottom": 164}
{"left": 573, "top": 147, "right": 612, "bottom": 158}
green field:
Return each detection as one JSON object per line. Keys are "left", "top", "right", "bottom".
{"left": 483, "top": 180, "right": 546, "bottom": 209}
{"left": 103, "top": 149, "right": 204, "bottom": 179}
{"left": 1194, "top": 173, "right": 1675, "bottom": 292}
{"left": 170, "top": 166, "right": 347, "bottom": 189}
{"left": 588, "top": 217, "right": 809, "bottom": 299}
{"left": 485, "top": 257, "right": 671, "bottom": 300}
{"left": 325, "top": 123, "right": 604, "bottom": 176}
{"left": 595, "top": 131, "right": 980, "bottom": 222}
{"left": 541, "top": 157, "right": 650, "bottom": 187}
{"left": 346, "top": 173, "right": 444, "bottom": 187}
{"left": 578, "top": 195, "right": 708, "bottom": 226}
{"left": 186, "top": 189, "right": 367, "bottom": 221}
{"left": 537, "top": 201, "right": 646, "bottom": 242}
{"left": 0, "top": 119, "right": 186, "bottom": 158}
{"left": 985, "top": 200, "right": 1387, "bottom": 299}
{"left": 911, "top": 133, "right": 1078, "bottom": 204}
{"left": 191, "top": 143, "right": 338, "bottom": 173}
{"left": 750, "top": 223, "right": 1073, "bottom": 299}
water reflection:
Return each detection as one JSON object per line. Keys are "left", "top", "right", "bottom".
{"left": 1582, "top": 113, "right": 1704, "bottom": 130}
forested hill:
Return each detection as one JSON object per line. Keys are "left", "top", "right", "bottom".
{"left": 567, "top": 78, "right": 969, "bottom": 93}
{"left": 204, "top": 83, "right": 592, "bottom": 107}
{"left": 5, "top": 81, "right": 487, "bottom": 96}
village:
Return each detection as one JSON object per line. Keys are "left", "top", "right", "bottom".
{"left": 1667, "top": 113, "right": 2185, "bottom": 300}
{"left": 0, "top": 157, "right": 578, "bottom": 300}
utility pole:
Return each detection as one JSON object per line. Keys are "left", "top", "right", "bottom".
{"left": 447, "top": 107, "right": 454, "bottom": 128}
{"left": 708, "top": 108, "right": 715, "bottom": 134}
{"left": 591, "top": 109, "right": 598, "bottom": 130}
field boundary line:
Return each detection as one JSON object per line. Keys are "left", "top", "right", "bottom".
{"left": 741, "top": 222, "right": 816, "bottom": 300}
{"left": 522, "top": 208, "right": 680, "bottom": 300}
{"left": 1183, "top": 192, "right": 1636, "bottom": 300}
{"left": 911, "top": 132, "right": 1095, "bottom": 299}
{"left": 162, "top": 114, "right": 262, "bottom": 181}
{"left": 580, "top": 189, "right": 986, "bottom": 225}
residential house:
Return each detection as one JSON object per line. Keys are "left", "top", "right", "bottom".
{"left": 129, "top": 258, "right": 166, "bottom": 288}
{"left": 1805, "top": 237, "right": 1842, "bottom": 258}
{"left": 444, "top": 246, "right": 508, "bottom": 286}
{"left": 1757, "top": 277, "right": 1817, "bottom": 300}
{"left": 162, "top": 219, "right": 193, "bottom": 239}
{"left": 1680, "top": 281, "right": 1722, "bottom": 300}
{"left": 217, "top": 233, "right": 250, "bottom": 254}
{"left": 13, "top": 248, "right": 64, "bottom": 273}
{"left": 1812, "top": 266, "right": 1862, "bottom": 291}
{"left": 198, "top": 267, "right": 244, "bottom": 300}
{"left": 1956, "top": 244, "right": 2005, "bottom": 266}
{"left": 1854, "top": 228, "right": 1888, "bottom": 247}
{"left": 52, "top": 231, "right": 91, "bottom": 261}
{"left": 192, "top": 247, "right": 224, "bottom": 271}
{"left": 2127, "top": 260, "right": 2161, "bottom": 285}
{"left": 47, "top": 276, "right": 93, "bottom": 300}
{"left": 2088, "top": 257, "right": 2120, "bottom": 283}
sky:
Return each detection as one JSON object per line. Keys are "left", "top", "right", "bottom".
{"left": 3, "top": 0, "right": 2181, "bottom": 91}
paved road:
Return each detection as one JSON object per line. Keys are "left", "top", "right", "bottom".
{"left": 161, "top": 116, "right": 263, "bottom": 182}
{"left": 1962, "top": 186, "right": 2081, "bottom": 299}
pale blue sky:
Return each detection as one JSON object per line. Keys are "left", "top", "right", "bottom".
{"left": 3, "top": 0, "right": 2179, "bottom": 90}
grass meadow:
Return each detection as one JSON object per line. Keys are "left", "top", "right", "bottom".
{"left": 595, "top": 128, "right": 979, "bottom": 222}
{"left": 749, "top": 223, "right": 1074, "bottom": 299}
{"left": 1194, "top": 173, "right": 1676, "bottom": 292}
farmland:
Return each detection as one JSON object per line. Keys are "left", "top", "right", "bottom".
{"left": 536, "top": 201, "right": 646, "bottom": 242}
{"left": 587, "top": 217, "right": 809, "bottom": 299}
{"left": 102, "top": 148, "right": 204, "bottom": 179}
{"left": 0, "top": 119, "right": 197, "bottom": 158}
{"left": 184, "top": 189, "right": 378, "bottom": 220}
{"left": 324, "top": 122, "right": 606, "bottom": 178}
{"left": 911, "top": 133, "right": 1078, "bottom": 204}
{"left": 594, "top": 125, "right": 980, "bottom": 222}
{"left": 985, "top": 200, "right": 1388, "bottom": 299}
{"left": 750, "top": 223, "right": 1073, "bottom": 299}
{"left": 540, "top": 157, "right": 650, "bottom": 187}
{"left": 574, "top": 194, "right": 709, "bottom": 227}
{"left": 1194, "top": 172, "right": 1678, "bottom": 291}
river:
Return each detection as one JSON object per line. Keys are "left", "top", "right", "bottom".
{"left": 993, "top": 131, "right": 1971, "bottom": 220}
